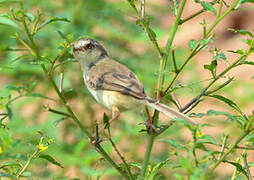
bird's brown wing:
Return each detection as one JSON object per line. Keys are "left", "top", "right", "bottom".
{"left": 86, "top": 57, "right": 146, "bottom": 100}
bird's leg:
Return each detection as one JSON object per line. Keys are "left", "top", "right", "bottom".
{"left": 145, "top": 106, "right": 159, "bottom": 134}
{"left": 91, "top": 106, "right": 120, "bottom": 144}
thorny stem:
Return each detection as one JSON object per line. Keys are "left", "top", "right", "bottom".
{"left": 19, "top": 3, "right": 129, "bottom": 179}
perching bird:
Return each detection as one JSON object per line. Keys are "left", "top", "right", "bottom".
{"left": 71, "top": 38, "right": 197, "bottom": 130}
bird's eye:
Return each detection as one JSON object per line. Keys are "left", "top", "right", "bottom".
{"left": 84, "top": 43, "right": 93, "bottom": 50}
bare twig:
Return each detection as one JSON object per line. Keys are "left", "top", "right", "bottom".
{"left": 107, "top": 128, "right": 134, "bottom": 180}
{"left": 218, "top": 135, "right": 228, "bottom": 160}
{"left": 243, "top": 153, "right": 253, "bottom": 180}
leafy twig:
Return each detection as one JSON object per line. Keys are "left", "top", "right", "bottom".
{"left": 18, "top": 3, "right": 129, "bottom": 178}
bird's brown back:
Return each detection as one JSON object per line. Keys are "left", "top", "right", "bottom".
{"left": 86, "top": 57, "right": 146, "bottom": 100}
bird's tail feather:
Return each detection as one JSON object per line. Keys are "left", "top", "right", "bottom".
{"left": 145, "top": 98, "right": 198, "bottom": 125}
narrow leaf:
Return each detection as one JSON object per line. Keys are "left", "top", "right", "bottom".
{"left": 148, "top": 158, "right": 171, "bottom": 179}
{"left": 200, "top": 2, "right": 217, "bottom": 15}
{"left": 39, "top": 155, "right": 63, "bottom": 168}
{"left": 29, "top": 93, "right": 56, "bottom": 101}
{"left": 224, "top": 160, "right": 248, "bottom": 178}
{"left": 243, "top": 61, "right": 254, "bottom": 66}
{"left": 208, "top": 94, "right": 242, "bottom": 113}
{"left": 37, "top": 17, "right": 70, "bottom": 32}
{"left": 5, "top": 104, "right": 12, "bottom": 120}
{"left": 103, "top": 113, "right": 110, "bottom": 129}
{"left": 228, "top": 28, "right": 253, "bottom": 37}
{"left": 159, "top": 139, "right": 184, "bottom": 150}
{"left": 0, "top": 16, "right": 20, "bottom": 29}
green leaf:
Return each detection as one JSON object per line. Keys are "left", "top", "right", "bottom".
{"left": 53, "top": 117, "right": 66, "bottom": 127}
{"left": 148, "top": 28, "right": 157, "bottom": 40}
{"left": 207, "top": 110, "right": 247, "bottom": 127}
{"left": 217, "top": 52, "right": 226, "bottom": 61}
{"left": 0, "top": 16, "right": 20, "bottom": 29}
{"left": 204, "top": 60, "right": 217, "bottom": 78}
{"left": 148, "top": 158, "right": 171, "bottom": 180}
{"left": 29, "top": 93, "right": 56, "bottom": 101}
{"left": 243, "top": 61, "right": 254, "bottom": 66}
{"left": 39, "top": 154, "right": 64, "bottom": 168}
{"left": 158, "top": 139, "right": 184, "bottom": 150}
{"left": 228, "top": 28, "right": 253, "bottom": 37}
{"left": 198, "top": 135, "right": 219, "bottom": 146}
{"left": 188, "top": 40, "right": 198, "bottom": 51}
{"left": 5, "top": 104, "right": 12, "bottom": 120}
{"left": 248, "top": 162, "right": 254, "bottom": 167}
{"left": 224, "top": 160, "right": 248, "bottom": 178}
{"left": 189, "top": 112, "right": 206, "bottom": 118}
{"left": 10, "top": 54, "right": 32, "bottom": 64}
{"left": 129, "top": 162, "right": 142, "bottom": 169}
{"left": 103, "top": 113, "right": 110, "bottom": 129}
{"left": 36, "top": 17, "right": 70, "bottom": 32}
{"left": 26, "top": 12, "right": 35, "bottom": 22}
{"left": 208, "top": 94, "right": 242, "bottom": 113}
{"left": 245, "top": 134, "right": 254, "bottom": 142}
{"left": 200, "top": 2, "right": 216, "bottom": 15}
{"left": 228, "top": 49, "right": 245, "bottom": 55}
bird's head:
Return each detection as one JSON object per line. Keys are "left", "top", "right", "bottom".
{"left": 71, "top": 38, "right": 108, "bottom": 70}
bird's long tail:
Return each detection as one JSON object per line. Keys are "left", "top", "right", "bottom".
{"left": 144, "top": 97, "right": 198, "bottom": 125}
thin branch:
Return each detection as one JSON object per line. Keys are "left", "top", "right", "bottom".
{"left": 243, "top": 153, "right": 253, "bottom": 180}
{"left": 179, "top": 9, "right": 205, "bottom": 25}
{"left": 141, "top": 0, "right": 188, "bottom": 178}
{"left": 218, "top": 135, "right": 228, "bottom": 160}
{"left": 19, "top": 4, "right": 129, "bottom": 178}
{"left": 171, "top": 49, "right": 178, "bottom": 73}
{"left": 210, "top": 129, "right": 253, "bottom": 173}
{"left": 107, "top": 129, "right": 134, "bottom": 180}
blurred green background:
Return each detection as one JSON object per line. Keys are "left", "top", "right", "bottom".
{"left": 0, "top": 0, "right": 254, "bottom": 179}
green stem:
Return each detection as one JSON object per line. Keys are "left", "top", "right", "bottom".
{"left": 141, "top": 133, "right": 155, "bottom": 178}
{"left": 171, "top": 49, "right": 178, "bottom": 73}
{"left": 163, "top": 42, "right": 201, "bottom": 94}
{"left": 140, "top": 1, "right": 187, "bottom": 178}
{"left": 160, "top": 0, "right": 187, "bottom": 88}
{"left": 16, "top": 149, "right": 39, "bottom": 178}
{"left": 210, "top": 130, "right": 252, "bottom": 173}
{"left": 163, "top": 0, "right": 241, "bottom": 95}
{"left": 20, "top": 5, "right": 129, "bottom": 178}
{"left": 206, "top": 0, "right": 241, "bottom": 38}
{"left": 217, "top": 0, "right": 223, "bottom": 18}
{"left": 108, "top": 131, "right": 134, "bottom": 180}
{"left": 179, "top": 9, "right": 204, "bottom": 25}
